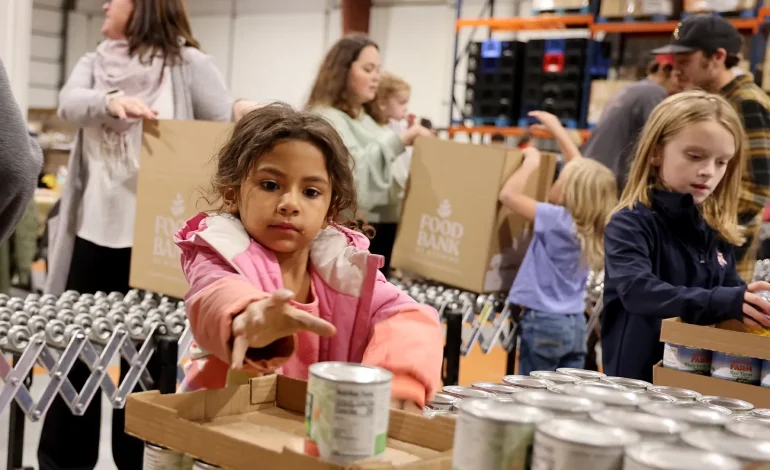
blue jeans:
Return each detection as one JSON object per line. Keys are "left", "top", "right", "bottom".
{"left": 518, "top": 309, "right": 587, "bottom": 376}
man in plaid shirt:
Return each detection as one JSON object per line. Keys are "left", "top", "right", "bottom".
{"left": 654, "top": 15, "right": 770, "bottom": 282}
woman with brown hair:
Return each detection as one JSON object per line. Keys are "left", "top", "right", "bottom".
{"left": 40, "top": 1, "right": 255, "bottom": 469}
{"left": 307, "top": 34, "right": 432, "bottom": 277}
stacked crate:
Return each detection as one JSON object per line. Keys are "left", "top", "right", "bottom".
{"left": 464, "top": 40, "right": 526, "bottom": 126}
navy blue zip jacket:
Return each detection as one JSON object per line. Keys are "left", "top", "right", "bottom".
{"left": 601, "top": 189, "right": 746, "bottom": 382}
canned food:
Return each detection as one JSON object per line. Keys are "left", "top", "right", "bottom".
{"left": 672, "top": 400, "right": 732, "bottom": 416}
{"left": 427, "top": 392, "right": 456, "bottom": 411}
{"left": 143, "top": 443, "right": 186, "bottom": 470}
{"left": 530, "top": 371, "right": 580, "bottom": 385}
{"left": 514, "top": 390, "right": 604, "bottom": 419}
{"left": 640, "top": 403, "right": 730, "bottom": 429}
{"left": 442, "top": 385, "right": 496, "bottom": 399}
{"left": 681, "top": 428, "right": 770, "bottom": 466}
{"left": 726, "top": 420, "right": 770, "bottom": 440}
{"left": 531, "top": 418, "right": 641, "bottom": 470}
{"left": 662, "top": 343, "right": 712, "bottom": 375}
{"left": 423, "top": 409, "right": 457, "bottom": 419}
{"left": 304, "top": 362, "right": 392, "bottom": 463}
{"left": 647, "top": 385, "right": 700, "bottom": 401}
{"left": 192, "top": 460, "right": 220, "bottom": 470}
{"left": 546, "top": 383, "right": 565, "bottom": 394}
{"left": 452, "top": 399, "right": 553, "bottom": 470}
{"left": 711, "top": 352, "right": 761, "bottom": 385}
{"left": 600, "top": 376, "right": 651, "bottom": 391}
{"left": 635, "top": 392, "right": 678, "bottom": 406}
{"left": 624, "top": 441, "right": 742, "bottom": 470}
{"left": 733, "top": 414, "right": 770, "bottom": 425}
{"left": 561, "top": 384, "right": 640, "bottom": 409}
{"left": 697, "top": 396, "right": 754, "bottom": 415}
{"left": 575, "top": 379, "right": 626, "bottom": 390}
{"left": 589, "top": 408, "right": 688, "bottom": 443}
{"left": 471, "top": 382, "right": 523, "bottom": 396}
{"left": 502, "top": 375, "right": 555, "bottom": 390}
{"left": 762, "top": 359, "right": 770, "bottom": 387}
{"left": 556, "top": 367, "right": 606, "bottom": 380}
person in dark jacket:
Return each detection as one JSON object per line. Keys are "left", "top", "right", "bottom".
{"left": 602, "top": 90, "right": 770, "bottom": 382}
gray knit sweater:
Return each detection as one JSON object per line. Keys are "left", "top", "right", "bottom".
{"left": 0, "top": 59, "right": 43, "bottom": 243}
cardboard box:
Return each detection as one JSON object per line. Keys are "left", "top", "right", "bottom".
{"left": 390, "top": 139, "right": 556, "bottom": 294}
{"left": 588, "top": 80, "right": 635, "bottom": 126}
{"left": 602, "top": 0, "right": 678, "bottom": 16}
{"left": 125, "top": 374, "right": 455, "bottom": 469}
{"left": 654, "top": 318, "right": 770, "bottom": 407}
{"left": 532, "top": 0, "right": 590, "bottom": 10}
{"left": 684, "top": 0, "right": 756, "bottom": 12}
{"left": 599, "top": 0, "right": 630, "bottom": 17}
{"left": 130, "top": 120, "right": 232, "bottom": 298}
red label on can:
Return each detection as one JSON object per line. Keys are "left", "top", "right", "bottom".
{"left": 304, "top": 438, "right": 320, "bottom": 457}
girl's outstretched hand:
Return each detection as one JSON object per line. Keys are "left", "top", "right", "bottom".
{"left": 527, "top": 110, "right": 561, "bottom": 133}
{"left": 230, "top": 289, "right": 337, "bottom": 369}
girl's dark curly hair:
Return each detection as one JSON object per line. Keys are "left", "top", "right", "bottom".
{"left": 208, "top": 103, "right": 362, "bottom": 231}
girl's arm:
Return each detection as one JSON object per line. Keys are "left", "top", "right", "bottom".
{"left": 361, "top": 275, "right": 443, "bottom": 408}
{"left": 58, "top": 53, "right": 125, "bottom": 128}
{"left": 606, "top": 209, "right": 746, "bottom": 325}
{"left": 499, "top": 147, "right": 541, "bottom": 221}
{"left": 528, "top": 111, "right": 582, "bottom": 163}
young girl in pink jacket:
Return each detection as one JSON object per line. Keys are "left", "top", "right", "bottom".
{"left": 173, "top": 103, "right": 443, "bottom": 411}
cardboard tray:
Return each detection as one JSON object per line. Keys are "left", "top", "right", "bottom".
{"left": 660, "top": 318, "right": 770, "bottom": 362}
{"left": 125, "top": 374, "right": 455, "bottom": 470}
{"left": 654, "top": 362, "right": 770, "bottom": 408}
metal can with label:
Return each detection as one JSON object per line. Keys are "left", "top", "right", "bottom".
{"left": 531, "top": 418, "right": 641, "bottom": 470}
{"left": 555, "top": 367, "right": 606, "bottom": 381}
{"left": 711, "top": 352, "right": 762, "bottom": 385}
{"left": 304, "top": 362, "right": 392, "bottom": 463}
{"left": 192, "top": 460, "right": 220, "bottom": 470}
{"left": 726, "top": 420, "right": 770, "bottom": 440}
{"left": 427, "top": 392, "right": 456, "bottom": 411}
{"left": 600, "top": 376, "right": 651, "bottom": 391}
{"left": 514, "top": 390, "right": 604, "bottom": 419}
{"left": 443, "top": 385, "right": 496, "bottom": 399}
{"left": 681, "top": 428, "right": 770, "bottom": 467}
{"left": 471, "top": 382, "right": 523, "bottom": 396}
{"left": 647, "top": 385, "right": 700, "bottom": 401}
{"left": 662, "top": 343, "right": 712, "bottom": 375}
{"left": 452, "top": 399, "right": 553, "bottom": 470}
{"left": 639, "top": 402, "right": 730, "bottom": 429}
{"left": 530, "top": 371, "right": 580, "bottom": 385}
{"left": 143, "top": 444, "right": 186, "bottom": 470}
{"left": 424, "top": 409, "right": 457, "bottom": 419}
{"left": 590, "top": 408, "right": 688, "bottom": 443}
{"left": 697, "top": 396, "right": 754, "bottom": 415}
{"left": 624, "top": 441, "right": 742, "bottom": 470}
{"left": 754, "top": 408, "right": 770, "bottom": 419}
{"left": 762, "top": 359, "right": 770, "bottom": 387}
{"left": 562, "top": 384, "right": 640, "bottom": 409}
{"left": 502, "top": 375, "right": 555, "bottom": 390}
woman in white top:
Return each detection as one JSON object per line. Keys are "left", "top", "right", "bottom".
{"left": 40, "top": 1, "right": 256, "bottom": 469}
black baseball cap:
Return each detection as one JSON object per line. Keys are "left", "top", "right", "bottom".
{"left": 651, "top": 14, "right": 742, "bottom": 55}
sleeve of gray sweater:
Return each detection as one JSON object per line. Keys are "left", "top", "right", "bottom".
{"left": 0, "top": 58, "right": 44, "bottom": 243}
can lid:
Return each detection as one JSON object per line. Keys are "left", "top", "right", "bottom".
{"left": 530, "top": 371, "right": 580, "bottom": 384}
{"left": 556, "top": 368, "right": 607, "bottom": 380}
{"left": 640, "top": 403, "right": 730, "bottom": 426}
{"left": 430, "top": 392, "right": 457, "bottom": 405}
{"left": 457, "top": 398, "right": 553, "bottom": 424}
{"left": 442, "top": 385, "right": 496, "bottom": 399}
{"left": 673, "top": 401, "right": 732, "bottom": 416}
{"left": 682, "top": 428, "right": 770, "bottom": 462}
{"left": 502, "top": 375, "right": 555, "bottom": 389}
{"left": 423, "top": 410, "right": 457, "bottom": 419}
{"left": 309, "top": 362, "right": 392, "bottom": 384}
{"left": 625, "top": 441, "right": 742, "bottom": 470}
{"left": 515, "top": 390, "right": 604, "bottom": 413}
{"left": 726, "top": 420, "right": 770, "bottom": 440}
{"left": 574, "top": 379, "right": 624, "bottom": 390}
{"left": 601, "top": 376, "right": 652, "bottom": 390}
{"left": 546, "top": 383, "right": 566, "bottom": 394}
{"left": 471, "top": 382, "right": 524, "bottom": 395}
{"left": 698, "top": 396, "right": 754, "bottom": 413}
{"left": 590, "top": 408, "right": 689, "bottom": 435}
{"left": 562, "top": 384, "right": 640, "bottom": 407}
{"left": 734, "top": 414, "right": 770, "bottom": 425}
{"left": 753, "top": 408, "right": 770, "bottom": 418}
{"left": 637, "top": 392, "right": 678, "bottom": 404}
{"left": 537, "top": 418, "right": 640, "bottom": 448}
{"left": 647, "top": 386, "right": 701, "bottom": 400}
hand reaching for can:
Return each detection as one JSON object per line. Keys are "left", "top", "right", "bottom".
{"left": 230, "top": 289, "right": 337, "bottom": 369}
{"left": 742, "top": 282, "right": 770, "bottom": 329}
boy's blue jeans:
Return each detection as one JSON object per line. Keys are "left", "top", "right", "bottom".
{"left": 518, "top": 308, "right": 587, "bottom": 376}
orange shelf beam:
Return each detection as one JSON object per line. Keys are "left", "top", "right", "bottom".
{"left": 760, "top": 7, "right": 770, "bottom": 20}
{"left": 455, "top": 14, "right": 593, "bottom": 31}
{"left": 591, "top": 17, "right": 760, "bottom": 34}
{"left": 449, "top": 125, "right": 592, "bottom": 141}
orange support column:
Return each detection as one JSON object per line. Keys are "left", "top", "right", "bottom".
{"left": 342, "top": 0, "right": 371, "bottom": 35}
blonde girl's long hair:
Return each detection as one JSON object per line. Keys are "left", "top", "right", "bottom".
{"left": 373, "top": 72, "right": 411, "bottom": 124}
{"left": 561, "top": 158, "right": 618, "bottom": 272}
{"left": 614, "top": 90, "right": 746, "bottom": 246}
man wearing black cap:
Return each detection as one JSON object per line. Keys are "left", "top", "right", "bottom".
{"left": 654, "top": 14, "right": 770, "bottom": 282}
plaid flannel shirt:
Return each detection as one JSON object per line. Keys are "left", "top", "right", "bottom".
{"left": 722, "top": 74, "right": 770, "bottom": 282}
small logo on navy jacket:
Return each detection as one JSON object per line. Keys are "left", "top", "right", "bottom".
{"left": 717, "top": 251, "right": 727, "bottom": 267}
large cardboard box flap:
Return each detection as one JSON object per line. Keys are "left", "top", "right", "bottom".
{"left": 130, "top": 119, "right": 233, "bottom": 298}
{"left": 126, "top": 374, "right": 454, "bottom": 469}
{"left": 391, "top": 138, "right": 556, "bottom": 293}
{"left": 660, "top": 318, "right": 770, "bottom": 362}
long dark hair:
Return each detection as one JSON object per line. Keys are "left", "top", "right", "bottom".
{"left": 306, "top": 33, "right": 379, "bottom": 118}
{"left": 126, "top": 0, "right": 200, "bottom": 65}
